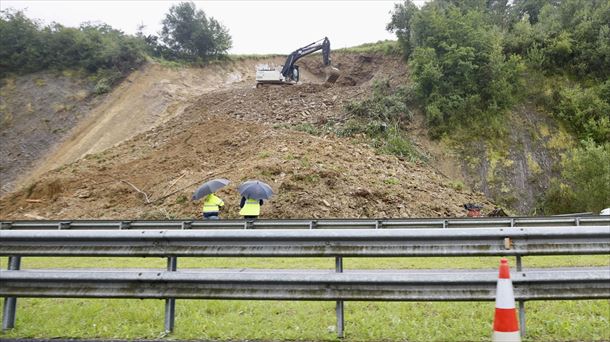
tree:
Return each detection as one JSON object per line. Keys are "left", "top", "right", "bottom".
{"left": 0, "top": 9, "right": 45, "bottom": 74}
{"left": 160, "top": 2, "right": 231, "bottom": 60}
{"left": 512, "top": 0, "right": 559, "bottom": 24}
{"left": 387, "top": 0, "right": 419, "bottom": 59}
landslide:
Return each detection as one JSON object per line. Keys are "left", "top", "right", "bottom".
{"left": 0, "top": 53, "right": 493, "bottom": 219}
{"left": 4, "top": 60, "right": 276, "bottom": 195}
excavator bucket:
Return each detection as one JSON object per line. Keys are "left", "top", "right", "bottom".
{"left": 325, "top": 66, "right": 340, "bottom": 84}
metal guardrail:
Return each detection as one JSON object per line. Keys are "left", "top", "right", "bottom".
{"left": 1, "top": 218, "right": 609, "bottom": 338}
{"left": 1, "top": 226, "right": 609, "bottom": 257}
{"left": 2, "top": 268, "right": 609, "bottom": 301}
{"left": 2, "top": 216, "right": 609, "bottom": 230}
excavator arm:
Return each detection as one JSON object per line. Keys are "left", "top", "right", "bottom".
{"left": 280, "top": 37, "right": 339, "bottom": 83}
{"left": 280, "top": 37, "right": 331, "bottom": 79}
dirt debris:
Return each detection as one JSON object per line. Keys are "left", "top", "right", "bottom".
{"left": 0, "top": 53, "right": 494, "bottom": 220}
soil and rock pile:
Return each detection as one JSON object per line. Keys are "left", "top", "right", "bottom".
{"left": 0, "top": 53, "right": 493, "bottom": 220}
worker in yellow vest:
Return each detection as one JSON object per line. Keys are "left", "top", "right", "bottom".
{"left": 202, "top": 193, "right": 224, "bottom": 220}
{"left": 239, "top": 196, "right": 263, "bottom": 219}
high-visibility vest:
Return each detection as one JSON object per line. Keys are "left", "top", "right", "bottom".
{"left": 239, "top": 198, "right": 260, "bottom": 216}
{"left": 202, "top": 194, "right": 224, "bottom": 213}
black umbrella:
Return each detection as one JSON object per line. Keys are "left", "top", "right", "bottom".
{"left": 238, "top": 180, "right": 273, "bottom": 200}
{"left": 192, "top": 178, "right": 230, "bottom": 200}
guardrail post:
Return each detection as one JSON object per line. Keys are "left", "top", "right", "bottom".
{"left": 516, "top": 255, "right": 525, "bottom": 338}
{"left": 164, "top": 256, "right": 177, "bottom": 333}
{"left": 335, "top": 256, "right": 344, "bottom": 338}
{"left": 2, "top": 256, "right": 21, "bottom": 330}
{"left": 309, "top": 220, "right": 317, "bottom": 230}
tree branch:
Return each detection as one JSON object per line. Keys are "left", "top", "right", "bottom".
{"left": 121, "top": 179, "right": 151, "bottom": 204}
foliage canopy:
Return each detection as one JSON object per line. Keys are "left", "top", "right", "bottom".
{"left": 158, "top": 2, "right": 232, "bottom": 61}
{"left": 388, "top": 0, "right": 610, "bottom": 213}
{"left": 389, "top": 0, "right": 524, "bottom": 137}
{"left": 0, "top": 9, "right": 145, "bottom": 81}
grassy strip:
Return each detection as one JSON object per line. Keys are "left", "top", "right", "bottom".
{"left": 0, "top": 299, "right": 607, "bottom": 341}
{"left": 2, "top": 255, "right": 608, "bottom": 270}
{"left": 335, "top": 40, "right": 401, "bottom": 55}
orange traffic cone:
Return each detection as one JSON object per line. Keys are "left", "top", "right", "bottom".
{"left": 492, "top": 258, "right": 521, "bottom": 341}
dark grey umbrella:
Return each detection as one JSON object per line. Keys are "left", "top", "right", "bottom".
{"left": 238, "top": 180, "right": 273, "bottom": 200}
{"left": 192, "top": 178, "right": 230, "bottom": 200}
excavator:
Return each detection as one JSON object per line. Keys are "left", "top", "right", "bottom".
{"left": 255, "top": 37, "right": 340, "bottom": 87}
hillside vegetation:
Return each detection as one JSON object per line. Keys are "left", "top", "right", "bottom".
{"left": 0, "top": 2, "right": 231, "bottom": 91}
{"left": 387, "top": 0, "right": 609, "bottom": 213}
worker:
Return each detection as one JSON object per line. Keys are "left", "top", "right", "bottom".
{"left": 202, "top": 193, "right": 224, "bottom": 220}
{"left": 239, "top": 196, "right": 263, "bottom": 220}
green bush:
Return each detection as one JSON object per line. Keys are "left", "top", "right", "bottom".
{"left": 293, "top": 123, "right": 321, "bottom": 136}
{"left": 345, "top": 79, "right": 413, "bottom": 123}
{"left": 552, "top": 82, "right": 610, "bottom": 144}
{"left": 543, "top": 140, "right": 610, "bottom": 214}
{"left": 381, "top": 126, "right": 419, "bottom": 161}
{"left": 337, "top": 120, "right": 419, "bottom": 161}
{"left": 94, "top": 79, "right": 111, "bottom": 95}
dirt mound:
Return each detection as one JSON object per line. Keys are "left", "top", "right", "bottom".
{"left": 0, "top": 52, "right": 494, "bottom": 219}
{"left": 0, "top": 114, "right": 491, "bottom": 219}
{"left": 200, "top": 53, "right": 409, "bottom": 128}
{"left": 3, "top": 53, "right": 390, "bottom": 196}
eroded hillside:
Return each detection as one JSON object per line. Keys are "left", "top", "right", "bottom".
{"left": 0, "top": 71, "right": 103, "bottom": 195}
{"left": 0, "top": 53, "right": 495, "bottom": 219}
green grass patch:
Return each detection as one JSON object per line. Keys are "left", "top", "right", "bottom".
{"left": 228, "top": 53, "right": 283, "bottom": 61}
{"left": 336, "top": 40, "right": 401, "bottom": 55}
{"left": 294, "top": 122, "right": 324, "bottom": 136}
{"left": 1, "top": 299, "right": 607, "bottom": 341}
{"left": 2, "top": 255, "right": 607, "bottom": 270}
{"left": 151, "top": 57, "right": 189, "bottom": 69}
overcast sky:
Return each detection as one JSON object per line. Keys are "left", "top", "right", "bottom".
{"left": 1, "top": 1, "right": 428, "bottom": 54}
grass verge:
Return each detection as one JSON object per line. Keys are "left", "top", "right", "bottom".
{"left": 2, "top": 255, "right": 608, "bottom": 270}
{"left": 0, "top": 299, "right": 607, "bottom": 341}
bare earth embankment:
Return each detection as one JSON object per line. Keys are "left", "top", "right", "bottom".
{"left": 0, "top": 53, "right": 492, "bottom": 220}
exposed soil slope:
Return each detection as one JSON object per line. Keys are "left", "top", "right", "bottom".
{"left": 0, "top": 53, "right": 493, "bottom": 219}
{"left": 0, "top": 71, "right": 103, "bottom": 195}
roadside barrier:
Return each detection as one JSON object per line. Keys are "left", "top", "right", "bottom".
{"left": 1, "top": 217, "right": 609, "bottom": 338}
